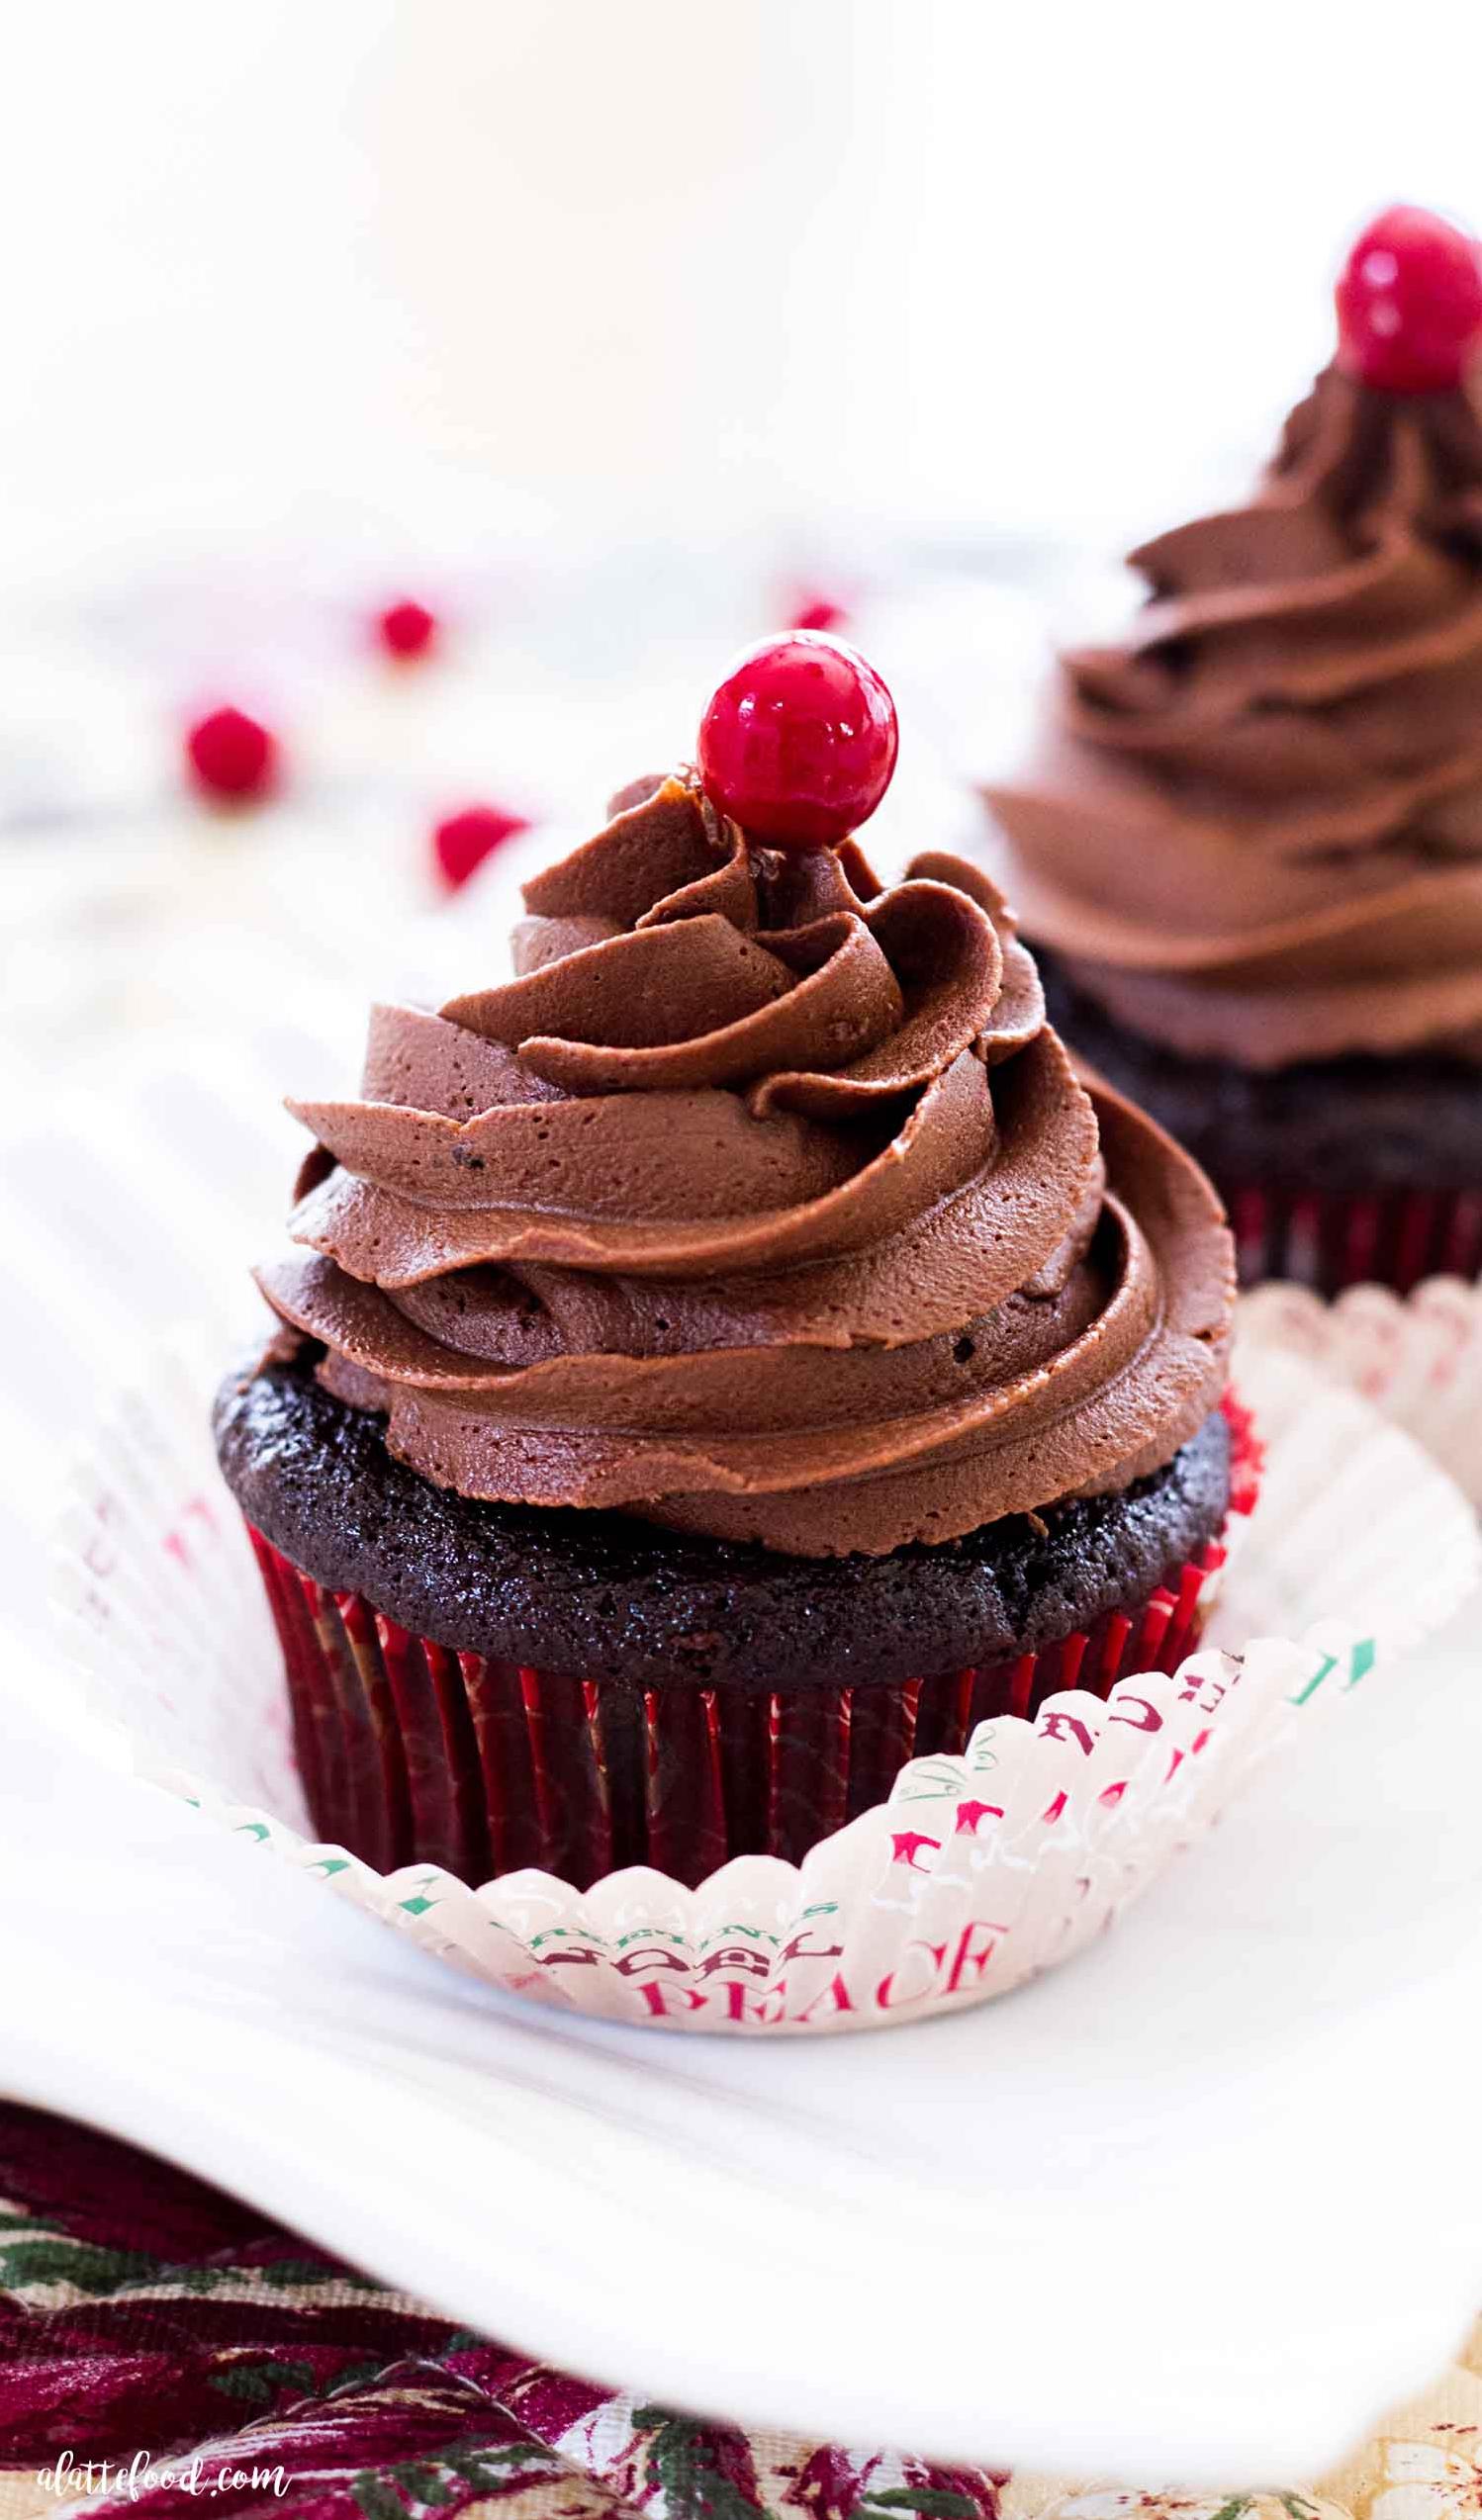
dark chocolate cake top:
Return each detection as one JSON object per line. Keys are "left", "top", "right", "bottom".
{"left": 216, "top": 1358, "right": 1232, "bottom": 1689}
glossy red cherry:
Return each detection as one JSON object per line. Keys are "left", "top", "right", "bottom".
{"left": 1336, "top": 205, "right": 1482, "bottom": 393}
{"left": 378, "top": 597, "right": 438, "bottom": 661}
{"left": 696, "top": 633, "right": 898, "bottom": 850}
{"left": 185, "top": 705, "right": 278, "bottom": 804}
{"left": 432, "top": 801, "right": 531, "bottom": 892}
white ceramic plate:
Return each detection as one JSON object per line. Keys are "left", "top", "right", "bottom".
{"left": 4, "top": 1604, "right": 1482, "bottom": 2484}
{"left": 6, "top": 1004, "right": 1482, "bottom": 2483}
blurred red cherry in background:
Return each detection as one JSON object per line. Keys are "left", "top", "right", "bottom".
{"left": 1336, "top": 204, "right": 1482, "bottom": 393}
{"left": 377, "top": 597, "right": 438, "bottom": 661}
{"left": 432, "top": 802, "right": 532, "bottom": 892}
{"left": 185, "top": 705, "right": 279, "bottom": 805}
{"left": 786, "top": 589, "right": 850, "bottom": 634}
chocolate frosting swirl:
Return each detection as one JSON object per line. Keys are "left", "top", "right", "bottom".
{"left": 256, "top": 772, "right": 1232, "bottom": 1556}
{"left": 987, "top": 365, "right": 1482, "bottom": 1066}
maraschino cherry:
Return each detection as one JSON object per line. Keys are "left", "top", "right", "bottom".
{"left": 696, "top": 633, "right": 898, "bottom": 850}
{"left": 377, "top": 597, "right": 438, "bottom": 661}
{"left": 1336, "top": 205, "right": 1482, "bottom": 394}
{"left": 185, "top": 705, "right": 279, "bottom": 805}
{"left": 432, "top": 801, "right": 531, "bottom": 892}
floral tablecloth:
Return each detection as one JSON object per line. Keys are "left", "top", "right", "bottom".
{"left": 0, "top": 2104, "right": 1475, "bottom": 2520}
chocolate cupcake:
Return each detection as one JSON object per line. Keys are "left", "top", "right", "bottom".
{"left": 985, "top": 205, "right": 1482, "bottom": 1296}
{"left": 217, "top": 635, "right": 1240, "bottom": 1891}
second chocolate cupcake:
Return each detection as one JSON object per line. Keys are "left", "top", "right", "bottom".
{"left": 985, "top": 204, "right": 1482, "bottom": 1296}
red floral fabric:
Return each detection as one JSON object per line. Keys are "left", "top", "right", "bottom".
{"left": 0, "top": 2103, "right": 1001, "bottom": 2520}
{"left": 6, "top": 2102, "right": 1481, "bottom": 2520}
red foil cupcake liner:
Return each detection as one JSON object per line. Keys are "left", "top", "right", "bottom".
{"left": 242, "top": 1398, "right": 1258, "bottom": 1892}
{"left": 1227, "top": 1182, "right": 1482, "bottom": 1299}
{"left": 247, "top": 1527, "right": 1229, "bottom": 1892}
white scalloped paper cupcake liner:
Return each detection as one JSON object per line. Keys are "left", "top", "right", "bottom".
{"left": 1240, "top": 1275, "right": 1482, "bottom": 1513}
{"left": 51, "top": 1300, "right": 1481, "bottom": 2034}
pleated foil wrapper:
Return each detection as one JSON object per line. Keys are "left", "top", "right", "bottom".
{"left": 1227, "top": 1184, "right": 1482, "bottom": 1301}
{"left": 242, "top": 1500, "right": 1237, "bottom": 1896}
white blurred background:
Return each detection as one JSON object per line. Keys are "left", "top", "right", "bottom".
{"left": 6, "top": 0, "right": 1482, "bottom": 568}
{"left": 6, "top": 0, "right": 1482, "bottom": 1574}
{"left": 6, "top": 0, "right": 1482, "bottom": 820}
